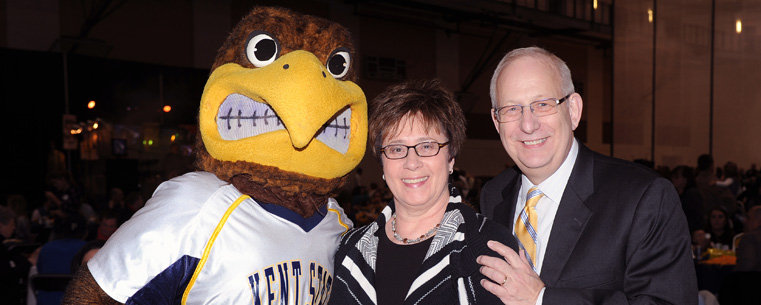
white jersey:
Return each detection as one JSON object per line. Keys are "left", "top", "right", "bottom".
{"left": 88, "top": 171, "right": 351, "bottom": 304}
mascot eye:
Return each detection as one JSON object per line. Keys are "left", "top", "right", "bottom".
{"left": 327, "top": 48, "right": 351, "bottom": 79}
{"left": 245, "top": 31, "right": 280, "bottom": 67}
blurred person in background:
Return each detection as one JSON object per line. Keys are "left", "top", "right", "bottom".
{"left": 706, "top": 207, "right": 734, "bottom": 249}
{"left": 35, "top": 213, "right": 87, "bottom": 305}
{"left": 715, "top": 161, "right": 741, "bottom": 198}
{"left": 671, "top": 166, "right": 705, "bottom": 235}
{"left": 69, "top": 239, "right": 106, "bottom": 274}
{"left": 735, "top": 206, "right": 761, "bottom": 272}
{"left": 0, "top": 206, "right": 32, "bottom": 305}
{"left": 7, "top": 194, "right": 33, "bottom": 243}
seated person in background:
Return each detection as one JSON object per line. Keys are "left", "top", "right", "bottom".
{"left": 70, "top": 240, "right": 106, "bottom": 274}
{"left": 30, "top": 194, "right": 57, "bottom": 243}
{"left": 715, "top": 162, "right": 740, "bottom": 198}
{"left": 86, "top": 209, "right": 120, "bottom": 241}
{"left": 7, "top": 194, "right": 34, "bottom": 243}
{"left": 695, "top": 155, "right": 737, "bottom": 218}
{"left": 117, "top": 192, "right": 144, "bottom": 225}
{"left": 45, "top": 171, "right": 82, "bottom": 216}
{"left": 706, "top": 207, "right": 735, "bottom": 249}
{"left": 0, "top": 206, "right": 32, "bottom": 305}
{"left": 692, "top": 229, "right": 711, "bottom": 260}
{"left": 738, "top": 177, "right": 760, "bottom": 213}
{"left": 105, "top": 187, "right": 125, "bottom": 211}
{"left": 331, "top": 79, "right": 514, "bottom": 304}
{"left": 36, "top": 213, "right": 87, "bottom": 305}
{"left": 736, "top": 206, "right": 761, "bottom": 272}
{"left": 671, "top": 166, "right": 705, "bottom": 234}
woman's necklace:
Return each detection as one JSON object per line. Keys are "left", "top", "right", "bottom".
{"left": 391, "top": 213, "right": 440, "bottom": 244}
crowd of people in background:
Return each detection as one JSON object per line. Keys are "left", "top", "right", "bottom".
{"left": 2, "top": 148, "right": 760, "bottom": 304}
{"left": 665, "top": 155, "right": 761, "bottom": 273}
{"left": 0, "top": 140, "right": 193, "bottom": 304}
{"left": 0, "top": 170, "right": 145, "bottom": 305}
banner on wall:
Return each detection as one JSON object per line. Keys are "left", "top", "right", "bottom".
{"left": 63, "top": 114, "right": 78, "bottom": 150}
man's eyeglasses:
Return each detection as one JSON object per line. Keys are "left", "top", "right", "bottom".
{"left": 493, "top": 94, "right": 571, "bottom": 123}
{"left": 381, "top": 142, "right": 449, "bottom": 160}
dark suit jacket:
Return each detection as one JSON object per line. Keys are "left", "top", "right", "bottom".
{"left": 735, "top": 227, "right": 761, "bottom": 272}
{"left": 481, "top": 142, "right": 698, "bottom": 304}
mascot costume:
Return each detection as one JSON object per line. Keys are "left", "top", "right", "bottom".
{"left": 63, "top": 6, "right": 366, "bottom": 304}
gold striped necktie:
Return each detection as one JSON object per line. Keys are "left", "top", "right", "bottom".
{"left": 515, "top": 186, "right": 543, "bottom": 271}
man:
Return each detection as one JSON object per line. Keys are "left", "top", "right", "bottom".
{"left": 477, "top": 46, "right": 697, "bottom": 304}
{"left": 735, "top": 206, "right": 761, "bottom": 272}
{"left": 0, "top": 206, "right": 32, "bottom": 305}
{"left": 87, "top": 209, "right": 119, "bottom": 241}
{"left": 37, "top": 213, "right": 87, "bottom": 304}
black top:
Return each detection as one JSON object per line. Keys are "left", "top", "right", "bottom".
{"left": 375, "top": 229, "right": 433, "bottom": 305}
{"left": 0, "top": 236, "right": 32, "bottom": 305}
{"left": 331, "top": 184, "right": 514, "bottom": 305}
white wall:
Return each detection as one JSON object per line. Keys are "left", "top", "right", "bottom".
{"left": 614, "top": 0, "right": 761, "bottom": 170}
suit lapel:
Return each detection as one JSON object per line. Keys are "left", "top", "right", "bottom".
{"left": 493, "top": 170, "right": 521, "bottom": 252}
{"left": 539, "top": 143, "right": 595, "bottom": 286}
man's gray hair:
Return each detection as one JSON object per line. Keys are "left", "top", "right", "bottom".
{"left": 489, "top": 46, "right": 575, "bottom": 108}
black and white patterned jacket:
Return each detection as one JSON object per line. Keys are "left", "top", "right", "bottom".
{"left": 330, "top": 186, "right": 513, "bottom": 305}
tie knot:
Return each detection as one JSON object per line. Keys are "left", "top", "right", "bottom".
{"left": 527, "top": 187, "right": 543, "bottom": 207}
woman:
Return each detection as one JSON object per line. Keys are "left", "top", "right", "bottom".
{"left": 70, "top": 239, "right": 106, "bottom": 273}
{"left": 706, "top": 207, "right": 734, "bottom": 249}
{"left": 331, "top": 79, "right": 512, "bottom": 304}
{"left": 6, "top": 194, "right": 33, "bottom": 243}
{"left": 670, "top": 166, "right": 704, "bottom": 235}
{"left": 715, "top": 161, "right": 740, "bottom": 197}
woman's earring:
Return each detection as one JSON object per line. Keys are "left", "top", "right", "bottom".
{"left": 449, "top": 169, "right": 453, "bottom": 174}
{"left": 382, "top": 174, "right": 385, "bottom": 180}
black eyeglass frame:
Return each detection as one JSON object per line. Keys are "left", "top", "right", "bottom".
{"left": 380, "top": 141, "right": 450, "bottom": 160}
{"left": 492, "top": 93, "right": 572, "bottom": 123}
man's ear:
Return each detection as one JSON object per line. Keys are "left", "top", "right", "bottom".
{"left": 568, "top": 93, "right": 583, "bottom": 131}
{"left": 491, "top": 108, "right": 501, "bottom": 133}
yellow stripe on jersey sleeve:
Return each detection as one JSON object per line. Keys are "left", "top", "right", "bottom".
{"left": 328, "top": 208, "right": 350, "bottom": 235}
{"left": 182, "top": 194, "right": 251, "bottom": 305}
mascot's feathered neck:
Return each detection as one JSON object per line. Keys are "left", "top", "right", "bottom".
{"left": 194, "top": 135, "right": 348, "bottom": 218}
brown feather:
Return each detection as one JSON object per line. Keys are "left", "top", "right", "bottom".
{"left": 194, "top": 134, "right": 348, "bottom": 218}
{"left": 63, "top": 265, "right": 122, "bottom": 305}
{"left": 211, "top": 6, "right": 357, "bottom": 82}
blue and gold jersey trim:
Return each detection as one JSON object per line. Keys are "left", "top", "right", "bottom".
{"left": 182, "top": 194, "right": 251, "bottom": 304}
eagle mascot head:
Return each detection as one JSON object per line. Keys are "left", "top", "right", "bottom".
{"left": 195, "top": 6, "right": 367, "bottom": 218}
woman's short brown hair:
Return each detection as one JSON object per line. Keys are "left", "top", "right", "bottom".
{"left": 368, "top": 79, "right": 466, "bottom": 162}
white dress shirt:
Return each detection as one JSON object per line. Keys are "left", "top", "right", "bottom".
{"left": 512, "top": 139, "right": 579, "bottom": 304}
